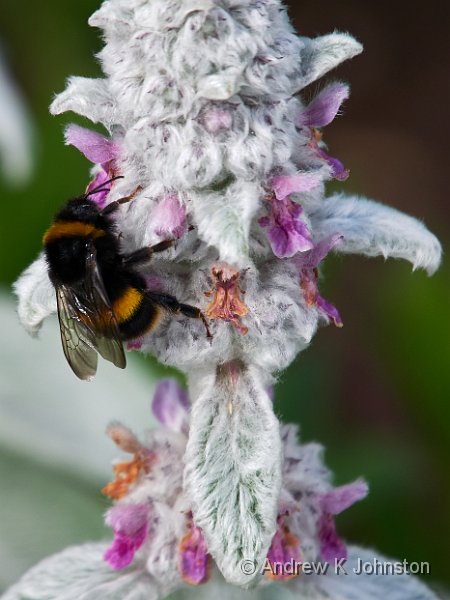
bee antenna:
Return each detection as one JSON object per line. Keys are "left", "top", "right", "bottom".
{"left": 85, "top": 175, "right": 124, "bottom": 197}
{"left": 88, "top": 187, "right": 111, "bottom": 196}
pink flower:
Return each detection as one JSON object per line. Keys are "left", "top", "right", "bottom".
{"left": 318, "top": 480, "right": 368, "bottom": 562}
{"left": 271, "top": 173, "right": 322, "bottom": 201}
{"left": 265, "top": 512, "right": 302, "bottom": 581}
{"left": 126, "top": 339, "right": 143, "bottom": 350}
{"left": 151, "top": 379, "right": 189, "bottom": 434}
{"left": 205, "top": 263, "right": 249, "bottom": 335}
{"left": 297, "top": 83, "right": 350, "bottom": 181}
{"left": 179, "top": 515, "right": 211, "bottom": 585}
{"left": 299, "top": 83, "right": 349, "bottom": 130}
{"left": 259, "top": 173, "right": 321, "bottom": 258}
{"left": 293, "top": 235, "right": 344, "bottom": 326}
{"left": 151, "top": 194, "right": 187, "bottom": 240}
{"left": 65, "top": 123, "right": 120, "bottom": 206}
{"left": 259, "top": 197, "right": 313, "bottom": 258}
{"left": 104, "top": 504, "right": 149, "bottom": 570}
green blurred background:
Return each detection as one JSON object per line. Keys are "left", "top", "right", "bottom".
{"left": 0, "top": 0, "right": 448, "bottom": 593}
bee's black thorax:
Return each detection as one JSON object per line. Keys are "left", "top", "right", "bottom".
{"left": 44, "top": 196, "right": 120, "bottom": 285}
{"left": 43, "top": 194, "right": 159, "bottom": 339}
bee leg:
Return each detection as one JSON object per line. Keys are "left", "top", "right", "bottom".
{"left": 101, "top": 185, "right": 143, "bottom": 216}
{"left": 147, "top": 292, "right": 213, "bottom": 340}
{"left": 121, "top": 240, "right": 175, "bottom": 268}
{"left": 178, "top": 303, "right": 213, "bottom": 341}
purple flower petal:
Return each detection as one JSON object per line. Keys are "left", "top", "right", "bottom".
{"left": 64, "top": 124, "right": 120, "bottom": 207}
{"left": 299, "top": 267, "right": 343, "bottom": 327}
{"left": 265, "top": 514, "right": 302, "bottom": 581}
{"left": 104, "top": 533, "right": 135, "bottom": 570}
{"left": 259, "top": 197, "right": 313, "bottom": 258}
{"left": 294, "top": 234, "right": 344, "bottom": 270}
{"left": 319, "top": 513, "right": 347, "bottom": 563}
{"left": 104, "top": 504, "right": 149, "bottom": 570}
{"left": 317, "top": 295, "right": 343, "bottom": 328}
{"left": 294, "top": 236, "right": 345, "bottom": 326}
{"left": 85, "top": 167, "right": 113, "bottom": 207}
{"left": 106, "top": 503, "right": 149, "bottom": 535}
{"left": 265, "top": 222, "right": 313, "bottom": 257}
{"left": 321, "top": 480, "right": 368, "bottom": 515}
{"left": 316, "top": 148, "right": 349, "bottom": 181}
{"left": 318, "top": 481, "right": 368, "bottom": 564}
{"left": 272, "top": 173, "right": 321, "bottom": 201}
{"left": 65, "top": 123, "right": 118, "bottom": 164}
{"left": 104, "top": 529, "right": 148, "bottom": 570}
{"left": 151, "top": 379, "right": 189, "bottom": 433}
{"left": 152, "top": 194, "right": 187, "bottom": 240}
{"left": 126, "top": 339, "right": 143, "bottom": 350}
{"left": 294, "top": 84, "right": 350, "bottom": 181}
{"left": 298, "top": 83, "right": 349, "bottom": 128}
{"left": 179, "top": 522, "right": 210, "bottom": 585}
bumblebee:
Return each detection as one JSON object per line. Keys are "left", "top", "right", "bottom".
{"left": 43, "top": 178, "right": 211, "bottom": 380}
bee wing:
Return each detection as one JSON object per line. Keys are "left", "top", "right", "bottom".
{"left": 55, "top": 244, "right": 126, "bottom": 380}
{"left": 56, "top": 284, "right": 99, "bottom": 381}
{"left": 83, "top": 245, "right": 126, "bottom": 370}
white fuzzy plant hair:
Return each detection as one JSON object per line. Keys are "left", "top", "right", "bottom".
{"left": 12, "top": 0, "right": 442, "bottom": 597}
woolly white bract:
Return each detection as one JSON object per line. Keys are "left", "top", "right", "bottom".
{"left": 13, "top": 0, "right": 441, "bottom": 588}
{"left": 183, "top": 366, "right": 282, "bottom": 584}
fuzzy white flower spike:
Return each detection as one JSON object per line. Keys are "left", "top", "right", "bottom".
{"left": 14, "top": 0, "right": 442, "bottom": 588}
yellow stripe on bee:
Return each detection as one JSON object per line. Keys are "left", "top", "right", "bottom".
{"left": 43, "top": 221, "right": 106, "bottom": 245}
{"left": 112, "top": 287, "right": 144, "bottom": 324}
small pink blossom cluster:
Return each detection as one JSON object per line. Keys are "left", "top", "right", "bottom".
{"left": 102, "top": 380, "right": 367, "bottom": 587}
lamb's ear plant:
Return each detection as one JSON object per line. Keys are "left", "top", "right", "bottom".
{"left": 9, "top": 0, "right": 442, "bottom": 598}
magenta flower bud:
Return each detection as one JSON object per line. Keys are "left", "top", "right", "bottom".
{"left": 104, "top": 504, "right": 149, "bottom": 570}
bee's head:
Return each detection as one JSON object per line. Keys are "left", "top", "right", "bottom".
{"left": 58, "top": 196, "right": 101, "bottom": 223}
